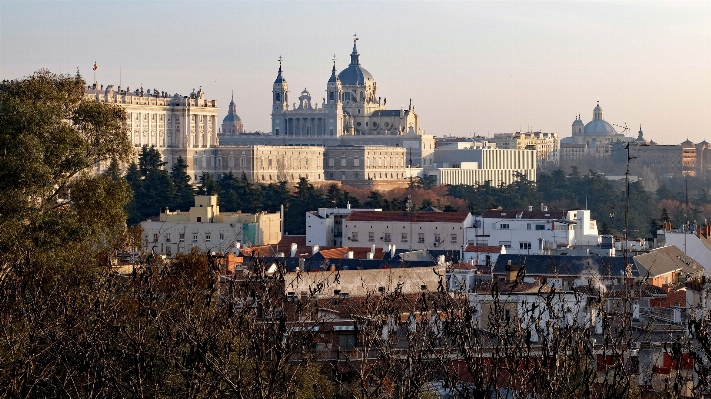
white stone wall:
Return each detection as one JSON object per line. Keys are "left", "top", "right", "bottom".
{"left": 343, "top": 215, "right": 473, "bottom": 251}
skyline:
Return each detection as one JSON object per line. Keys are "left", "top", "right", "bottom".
{"left": 3, "top": 1, "right": 711, "bottom": 143}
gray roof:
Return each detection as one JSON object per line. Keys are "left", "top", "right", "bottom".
{"left": 371, "top": 110, "right": 410, "bottom": 117}
{"left": 584, "top": 119, "right": 617, "bottom": 135}
{"left": 223, "top": 113, "right": 241, "bottom": 122}
{"left": 493, "top": 254, "right": 637, "bottom": 278}
{"left": 338, "top": 41, "right": 373, "bottom": 86}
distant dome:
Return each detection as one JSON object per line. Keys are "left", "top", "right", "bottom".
{"left": 583, "top": 119, "right": 617, "bottom": 135}
{"left": 223, "top": 112, "right": 241, "bottom": 123}
{"left": 584, "top": 101, "right": 617, "bottom": 135}
{"left": 338, "top": 40, "right": 374, "bottom": 86}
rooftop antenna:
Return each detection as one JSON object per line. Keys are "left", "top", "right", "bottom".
{"left": 624, "top": 142, "right": 637, "bottom": 271}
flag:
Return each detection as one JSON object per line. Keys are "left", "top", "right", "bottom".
{"left": 93, "top": 62, "right": 97, "bottom": 71}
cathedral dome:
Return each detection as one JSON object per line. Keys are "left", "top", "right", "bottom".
{"left": 583, "top": 101, "right": 617, "bottom": 135}
{"left": 223, "top": 112, "right": 241, "bottom": 123}
{"left": 583, "top": 119, "right": 617, "bottom": 135}
{"left": 338, "top": 39, "right": 373, "bottom": 86}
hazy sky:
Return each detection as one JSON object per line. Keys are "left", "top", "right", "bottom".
{"left": 2, "top": 1, "right": 711, "bottom": 144}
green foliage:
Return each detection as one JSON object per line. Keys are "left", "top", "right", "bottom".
{"left": 170, "top": 156, "right": 194, "bottom": 211}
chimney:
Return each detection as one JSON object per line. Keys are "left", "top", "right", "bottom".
{"left": 384, "top": 243, "right": 390, "bottom": 252}
{"left": 371, "top": 243, "right": 376, "bottom": 254}
{"left": 528, "top": 205, "right": 533, "bottom": 212}
{"left": 367, "top": 252, "right": 374, "bottom": 259}
{"left": 438, "top": 255, "right": 445, "bottom": 265}
{"left": 290, "top": 243, "right": 298, "bottom": 257}
{"left": 345, "top": 251, "right": 354, "bottom": 259}
{"left": 543, "top": 206, "right": 548, "bottom": 212}
{"left": 298, "top": 258, "right": 305, "bottom": 270}
{"left": 390, "top": 244, "right": 396, "bottom": 258}
{"left": 541, "top": 203, "right": 544, "bottom": 211}
{"left": 234, "top": 242, "right": 241, "bottom": 250}
{"left": 505, "top": 260, "right": 520, "bottom": 283}
{"left": 347, "top": 202, "right": 351, "bottom": 209}
{"left": 312, "top": 244, "right": 319, "bottom": 255}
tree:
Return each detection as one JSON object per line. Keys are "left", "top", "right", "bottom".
{"left": 170, "top": 156, "right": 194, "bottom": 211}
{"left": 0, "top": 70, "right": 132, "bottom": 396}
{"left": 197, "top": 171, "right": 220, "bottom": 196}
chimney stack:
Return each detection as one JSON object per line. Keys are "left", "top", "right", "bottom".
{"left": 290, "top": 243, "right": 298, "bottom": 257}
{"left": 312, "top": 244, "right": 319, "bottom": 255}
{"left": 390, "top": 244, "right": 396, "bottom": 258}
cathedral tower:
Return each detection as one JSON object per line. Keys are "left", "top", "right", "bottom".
{"left": 271, "top": 58, "right": 289, "bottom": 136}
{"left": 326, "top": 59, "right": 344, "bottom": 137}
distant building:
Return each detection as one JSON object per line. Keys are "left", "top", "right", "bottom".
{"left": 323, "top": 145, "right": 407, "bottom": 188}
{"left": 427, "top": 147, "right": 537, "bottom": 186}
{"left": 490, "top": 131, "right": 559, "bottom": 166}
{"left": 468, "top": 207, "right": 602, "bottom": 255}
{"left": 563, "top": 101, "right": 628, "bottom": 148}
{"left": 85, "top": 84, "right": 219, "bottom": 181}
{"left": 306, "top": 206, "right": 382, "bottom": 247}
{"left": 343, "top": 211, "right": 474, "bottom": 251}
{"left": 211, "top": 145, "right": 324, "bottom": 183}
{"left": 219, "top": 92, "right": 244, "bottom": 136}
{"left": 218, "top": 38, "right": 436, "bottom": 168}
{"left": 140, "top": 195, "right": 282, "bottom": 257}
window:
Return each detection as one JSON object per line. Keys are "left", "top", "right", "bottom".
{"left": 384, "top": 233, "right": 391, "bottom": 242}
{"left": 434, "top": 234, "right": 441, "bottom": 243}
{"left": 520, "top": 242, "right": 531, "bottom": 250}
{"left": 369, "top": 232, "right": 375, "bottom": 242}
{"left": 193, "top": 235, "right": 198, "bottom": 242}
{"left": 401, "top": 233, "right": 408, "bottom": 242}
{"left": 341, "top": 158, "right": 346, "bottom": 167}
{"left": 339, "top": 334, "right": 357, "bottom": 350}
{"left": 351, "top": 232, "right": 358, "bottom": 241}
{"left": 500, "top": 224, "right": 509, "bottom": 230}
{"left": 328, "top": 158, "right": 334, "bottom": 167}
{"left": 205, "top": 234, "right": 211, "bottom": 242}
{"left": 527, "top": 223, "right": 532, "bottom": 231}
{"left": 451, "top": 234, "right": 457, "bottom": 243}
{"left": 153, "top": 233, "right": 158, "bottom": 242}
{"left": 220, "top": 233, "right": 224, "bottom": 241}
{"left": 499, "top": 241, "right": 512, "bottom": 249}
{"left": 536, "top": 224, "right": 545, "bottom": 231}
{"left": 166, "top": 234, "right": 171, "bottom": 243}
{"left": 418, "top": 233, "right": 425, "bottom": 243}
{"left": 179, "top": 233, "right": 185, "bottom": 242}
{"left": 354, "top": 158, "right": 360, "bottom": 166}
{"left": 197, "top": 217, "right": 202, "bottom": 223}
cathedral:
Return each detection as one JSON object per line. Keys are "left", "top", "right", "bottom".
{"left": 563, "top": 101, "right": 628, "bottom": 146}
{"left": 270, "top": 37, "right": 420, "bottom": 138}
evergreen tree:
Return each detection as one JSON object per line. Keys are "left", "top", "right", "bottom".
{"left": 170, "top": 156, "right": 194, "bottom": 211}
{"left": 197, "top": 172, "right": 220, "bottom": 196}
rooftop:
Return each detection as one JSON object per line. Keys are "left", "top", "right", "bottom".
{"left": 346, "top": 211, "right": 470, "bottom": 223}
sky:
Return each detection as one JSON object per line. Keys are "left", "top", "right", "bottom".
{"left": 2, "top": 1, "right": 711, "bottom": 144}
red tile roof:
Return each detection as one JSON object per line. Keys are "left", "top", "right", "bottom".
{"left": 318, "top": 247, "right": 350, "bottom": 259}
{"left": 451, "top": 262, "right": 476, "bottom": 270}
{"left": 277, "top": 235, "right": 306, "bottom": 248}
{"left": 345, "top": 211, "right": 469, "bottom": 223}
{"left": 464, "top": 245, "right": 503, "bottom": 253}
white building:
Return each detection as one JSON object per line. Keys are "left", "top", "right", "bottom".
{"left": 306, "top": 206, "right": 382, "bottom": 247}
{"left": 659, "top": 225, "right": 711, "bottom": 275}
{"left": 467, "top": 206, "right": 601, "bottom": 255}
{"left": 427, "top": 148, "right": 537, "bottom": 186}
{"left": 490, "top": 131, "right": 559, "bottom": 167}
{"left": 343, "top": 211, "right": 474, "bottom": 251}
{"left": 141, "top": 196, "right": 282, "bottom": 257}
{"left": 85, "top": 84, "right": 219, "bottom": 182}
{"left": 219, "top": 38, "right": 436, "bottom": 169}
